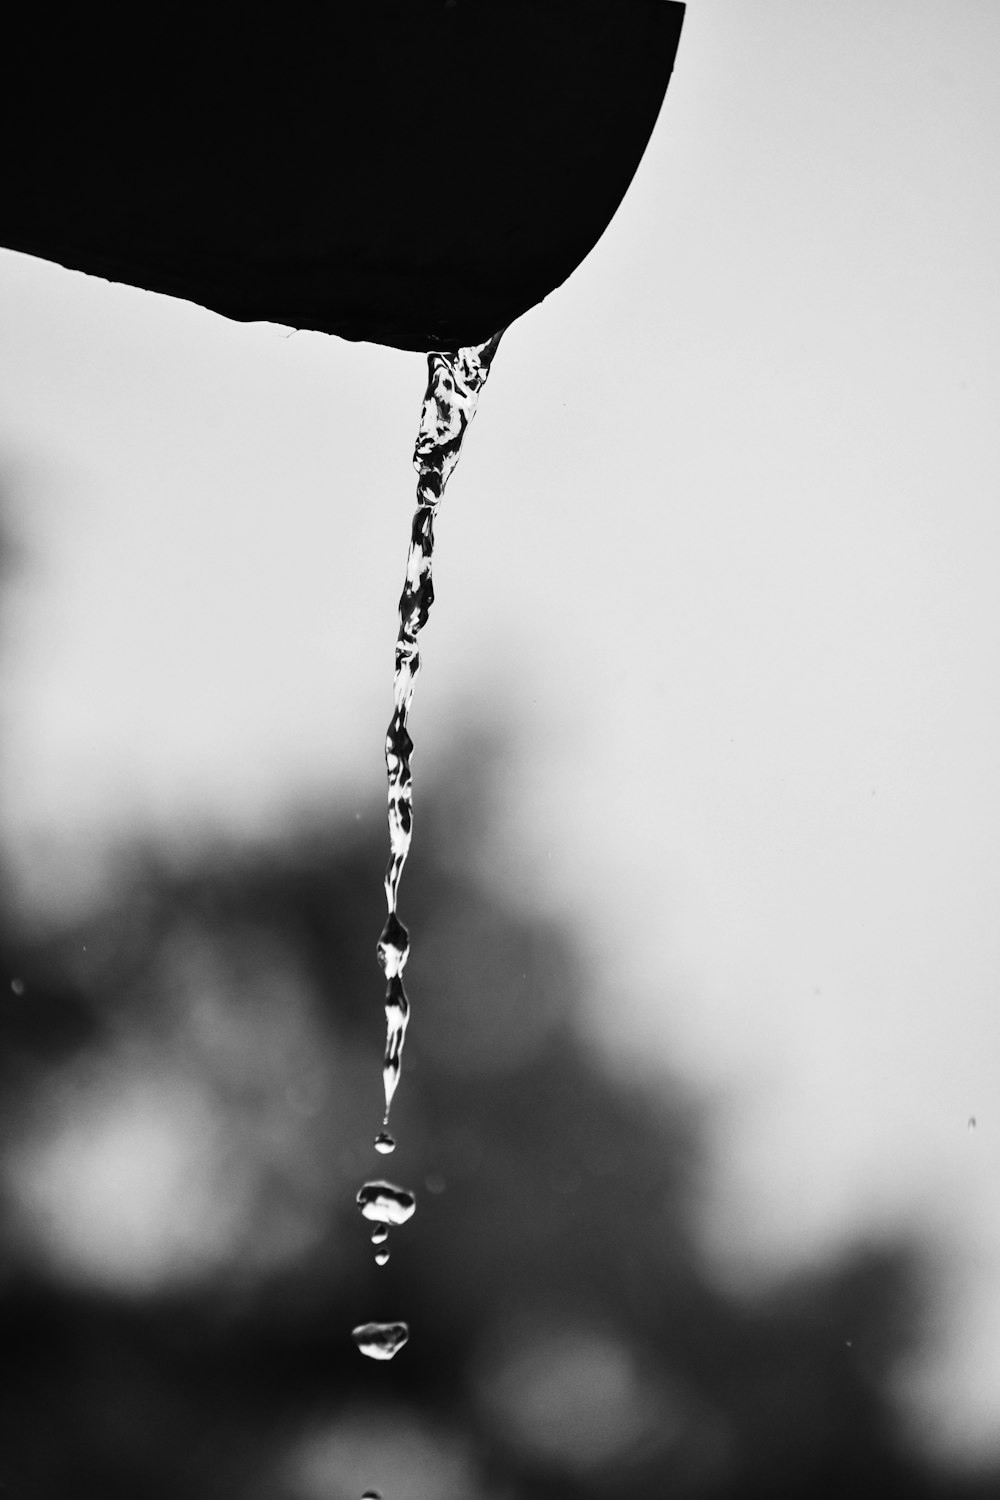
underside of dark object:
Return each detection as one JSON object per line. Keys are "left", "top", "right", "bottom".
{"left": 2, "top": 1, "right": 684, "bottom": 353}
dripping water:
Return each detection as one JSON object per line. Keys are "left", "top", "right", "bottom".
{"left": 351, "top": 1321, "right": 410, "bottom": 1361}
{"left": 356, "top": 1180, "right": 416, "bottom": 1226}
{"left": 375, "top": 328, "right": 505, "bottom": 1131}
{"left": 353, "top": 332, "right": 503, "bottom": 1361}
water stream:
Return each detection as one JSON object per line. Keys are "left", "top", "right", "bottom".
{"left": 352, "top": 330, "right": 504, "bottom": 1365}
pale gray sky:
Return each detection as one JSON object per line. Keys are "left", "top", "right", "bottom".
{"left": 1, "top": 0, "right": 999, "bottom": 1464}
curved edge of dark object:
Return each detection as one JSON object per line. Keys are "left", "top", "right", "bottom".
{"left": 1, "top": 1, "right": 684, "bottom": 352}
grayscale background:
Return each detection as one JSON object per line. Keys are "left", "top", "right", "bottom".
{"left": 0, "top": 2, "right": 998, "bottom": 1492}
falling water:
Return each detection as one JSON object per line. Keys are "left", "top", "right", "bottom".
{"left": 352, "top": 1322, "right": 410, "bottom": 1361}
{"left": 353, "top": 330, "right": 504, "bottom": 1365}
{"left": 356, "top": 1180, "right": 417, "bottom": 1227}
{"left": 375, "top": 328, "right": 504, "bottom": 1131}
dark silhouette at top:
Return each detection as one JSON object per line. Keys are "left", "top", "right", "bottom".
{"left": 2, "top": 1, "right": 685, "bottom": 351}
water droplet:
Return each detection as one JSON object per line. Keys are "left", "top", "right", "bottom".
{"left": 374, "top": 1130, "right": 396, "bottom": 1154}
{"left": 357, "top": 1180, "right": 416, "bottom": 1226}
{"left": 352, "top": 1321, "right": 409, "bottom": 1361}
{"left": 361, "top": 1489, "right": 382, "bottom": 1498}
{"left": 375, "top": 1249, "right": 390, "bottom": 1266}
{"left": 381, "top": 977, "right": 410, "bottom": 1117}
{"left": 9, "top": 977, "right": 25, "bottom": 996}
{"left": 968, "top": 1116, "right": 978, "bottom": 1131}
{"left": 371, "top": 1224, "right": 389, "bottom": 1245}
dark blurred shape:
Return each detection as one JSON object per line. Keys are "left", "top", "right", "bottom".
{"left": 0, "top": 743, "right": 992, "bottom": 1498}
{"left": 1, "top": 1, "right": 685, "bottom": 352}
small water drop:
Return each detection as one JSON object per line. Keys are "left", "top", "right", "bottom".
{"left": 968, "top": 1116, "right": 978, "bottom": 1131}
{"left": 357, "top": 1180, "right": 416, "bottom": 1226}
{"left": 10, "top": 977, "right": 25, "bottom": 996}
{"left": 374, "top": 1130, "right": 396, "bottom": 1154}
{"left": 352, "top": 1321, "right": 409, "bottom": 1360}
{"left": 361, "top": 1490, "right": 382, "bottom": 1498}
{"left": 371, "top": 1224, "right": 389, "bottom": 1245}
{"left": 375, "top": 1249, "right": 390, "bottom": 1266}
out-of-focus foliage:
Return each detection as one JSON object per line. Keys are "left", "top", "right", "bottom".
{"left": 0, "top": 755, "right": 993, "bottom": 1500}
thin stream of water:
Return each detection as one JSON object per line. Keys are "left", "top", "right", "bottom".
{"left": 374, "top": 329, "right": 504, "bottom": 1131}
{"left": 352, "top": 330, "right": 503, "bottom": 1367}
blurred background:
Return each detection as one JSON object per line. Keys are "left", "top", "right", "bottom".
{"left": 2, "top": 1, "right": 1000, "bottom": 1494}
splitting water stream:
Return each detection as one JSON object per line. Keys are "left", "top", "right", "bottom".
{"left": 352, "top": 330, "right": 504, "bottom": 1364}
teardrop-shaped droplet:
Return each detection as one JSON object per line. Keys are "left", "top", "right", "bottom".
{"left": 352, "top": 1321, "right": 409, "bottom": 1360}
{"left": 381, "top": 977, "right": 410, "bottom": 1117}
{"left": 371, "top": 1224, "right": 389, "bottom": 1245}
{"left": 375, "top": 1248, "right": 390, "bottom": 1267}
{"left": 374, "top": 1130, "right": 396, "bottom": 1154}
{"left": 357, "top": 1180, "right": 416, "bottom": 1226}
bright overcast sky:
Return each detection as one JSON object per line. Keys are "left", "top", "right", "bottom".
{"left": 1, "top": 0, "right": 999, "bottom": 1466}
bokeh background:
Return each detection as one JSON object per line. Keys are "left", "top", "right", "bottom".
{"left": 2, "top": 1, "right": 1000, "bottom": 1494}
